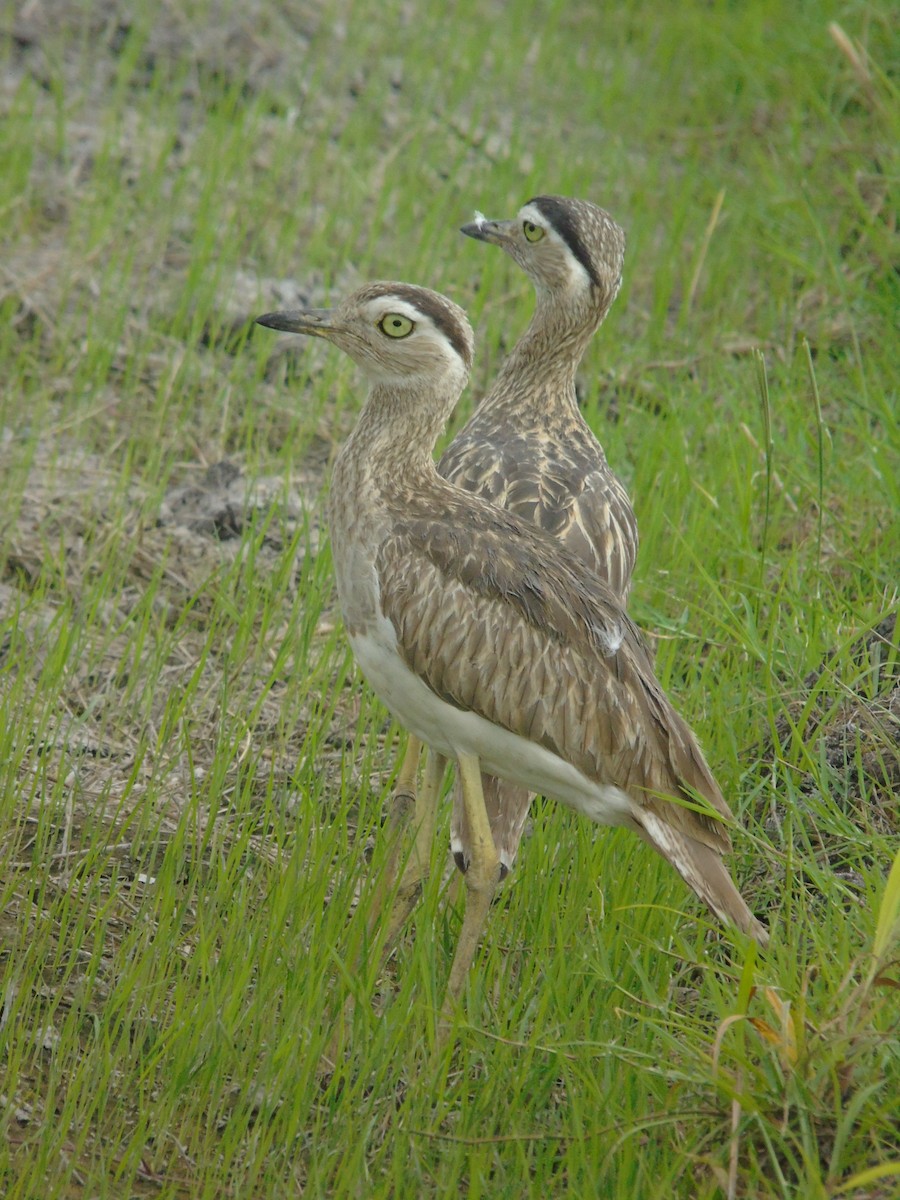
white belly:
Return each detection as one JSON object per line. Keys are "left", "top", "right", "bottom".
{"left": 350, "top": 623, "right": 635, "bottom": 828}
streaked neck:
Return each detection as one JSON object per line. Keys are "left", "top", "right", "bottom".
{"left": 496, "top": 293, "right": 609, "bottom": 394}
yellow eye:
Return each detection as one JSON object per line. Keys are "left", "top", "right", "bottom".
{"left": 523, "top": 220, "right": 545, "bottom": 243}
{"left": 379, "top": 313, "right": 414, "bottom": 338}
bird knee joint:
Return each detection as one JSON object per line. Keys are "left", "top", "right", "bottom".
{"left": 464, "top": 851, "right": 502, "bottom": 894}
{"left": 389, "top": 790, "right": 415, "bottom": 824}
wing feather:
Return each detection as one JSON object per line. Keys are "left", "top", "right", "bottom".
{"left": 439, "top": 426, "right": 638, "bottom": 602}
{"left": 377, "top": 513, "right": 732, "bottom": 854}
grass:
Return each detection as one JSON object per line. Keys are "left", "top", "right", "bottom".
{"left": 1, "top": 0, "right": 898, "bottom": 1195}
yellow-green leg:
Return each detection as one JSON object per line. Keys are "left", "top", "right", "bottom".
{"left": 324, "top": 742, "right": 446, "bottom": 1074}
{"left": 378, "top": 747, "right": 447, "bottom": 949}
{"left": 367, "top": 734, "right": 422, "bottom": 942}
{"left": 441, "top": 752, "right": 502, "bottom": 1015}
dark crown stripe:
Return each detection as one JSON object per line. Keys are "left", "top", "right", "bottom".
{"left": 527, "top": 196, "right": 602, "bottom": 289}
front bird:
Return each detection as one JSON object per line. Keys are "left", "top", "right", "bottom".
{"left": 257, "top": 281, "right": 768, "bottom": 1013}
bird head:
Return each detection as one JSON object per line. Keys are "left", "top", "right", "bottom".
{"left": 256, "top": 281, "right": 474, "bottom": 390}
{"left": 461, "top": 195, "right": 625, "bottom": 310}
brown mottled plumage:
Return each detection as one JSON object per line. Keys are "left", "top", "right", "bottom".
{"left": 443, "top": 196, "right": 635, "bottom": 877}
{"left": 256, "top": 281, "right": 768, "bottom": 1011}
{"left": 448, "top": 197, "right": 635, "bottom": 597}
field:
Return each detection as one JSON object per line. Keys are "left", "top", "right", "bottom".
{"left": 1, "top": 1, "right": 898, "bottom": 1196}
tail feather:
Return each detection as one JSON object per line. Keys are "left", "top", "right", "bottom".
{"left": 639, "top": 809, "right": 769, "bottom": 946}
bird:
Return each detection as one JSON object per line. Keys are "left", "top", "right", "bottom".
{"left": 256, "top": 281, "right": 768, "bottom": 1011}
{"left": 441, "top": 195, "right": 636, "bottom": 884}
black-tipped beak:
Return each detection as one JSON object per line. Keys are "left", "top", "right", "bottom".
{"left": 460, "top": 215, "right": 516, "bottom": 247}
{"left": 255, "top": 307, "right": 338, "bottom": 338}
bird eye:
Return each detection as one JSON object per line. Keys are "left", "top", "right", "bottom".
{"left": 523, "top": 220, "right": 545, "bottom": 243}
{"left": 378, "top": 313, "right": 415, "bottom": 338}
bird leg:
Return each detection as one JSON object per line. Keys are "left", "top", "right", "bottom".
{"left": 394, "top": 734, "right": 422, "bottom": 813}
{"left": 442, "top": 752, "right": 502, "bottom": 1015}
{"left": 325, "top": 746, "right": 447, "bottom": 1074}
{"left": 376, "top": 747, "right": 447, "bottom": 950}
{"left": 366, "top": 734, "right": 422, "bottom": 940}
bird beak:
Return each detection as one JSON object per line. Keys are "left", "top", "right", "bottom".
{"left": 460, "top": 214, "right": 516, "bottom": 247}
{"left": 255, "top": 307, "right": 340, "bottom": 339}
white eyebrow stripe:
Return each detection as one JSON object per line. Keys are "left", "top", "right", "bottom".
{"left": 517, "top": 202, "right": 546, "bottom": 227}
{"left": 365, "top": 297, "right": 427, "bottom": 325}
